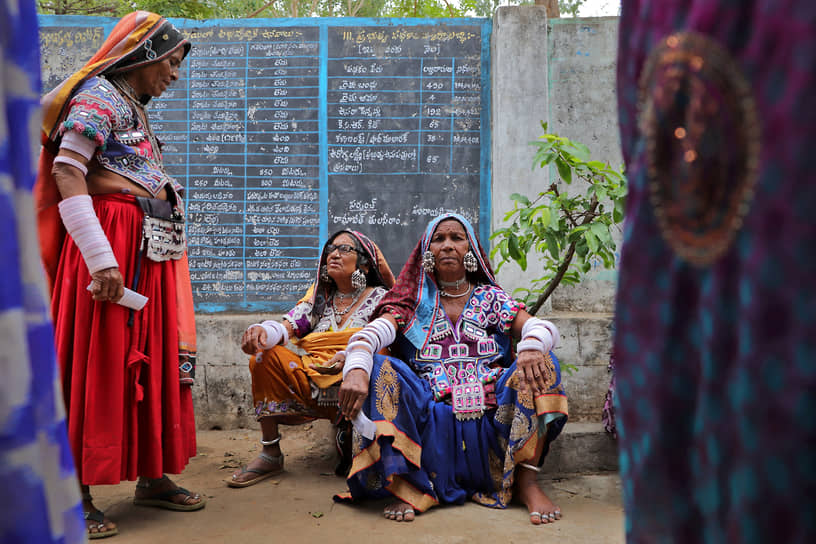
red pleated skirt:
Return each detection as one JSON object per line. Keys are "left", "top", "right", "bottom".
{"left": 52, "top": 193, "right": 196, "bottom": 485}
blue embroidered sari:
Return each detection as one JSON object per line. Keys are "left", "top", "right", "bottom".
{"left": 336, "top": 213, "right": 568, "bottom": 511}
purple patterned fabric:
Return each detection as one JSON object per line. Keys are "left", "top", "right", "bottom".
{"left": 614, "top": 2, "right": 816, "bottom": 543}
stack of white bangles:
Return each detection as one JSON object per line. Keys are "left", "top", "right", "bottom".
{"left": 342, "top": 317, "right": 396, "bottom": 378}
{"left": 58, "top": 195, "right": 118, "bottom": 274}
{"left": 55, "top": 132, "right": 120, "bottom": 275}
{"left": 517, "top": 318, "right": 560, "bottom": 354}
{"left": 251, "top": 320, "right": 289, "bottom": 349}
{"left": 54, "top": 131, "right": 95, "bottom": 175}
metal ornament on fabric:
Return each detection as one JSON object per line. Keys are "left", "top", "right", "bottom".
{"left": 638, "top": 32, "right": 760, "bottom": 267}
{"left": 141, "top": 215, "right": 185, "bottom": 261}
{"left": 135, "top": 196, "right": 186, "bottom": 262}
{"left": 451, "top": 382, "right": 485, "bottom": 420}
{"left": 143, "top": 39, "right": 157, "bottom": 60}
{"left": 316, "top": 384, "right": 340, "bottom": 407}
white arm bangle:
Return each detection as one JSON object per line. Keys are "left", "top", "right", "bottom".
{"left": 522, "top": 318, "right": 560, "bottom": 350}
{"left": 53, "top": 155, "right": 88, "bottom": 176}
{"left": 348, "top": 317, "right": 396, "bottom": 353}
{"left": 517, "top": 337, "right": 546, "bottom": 353}
{"left": 59, "top": 131, "right": 96, "bottom": 159}
{"left": 343, "top": 317, "right": 395, "bottom": 379}
{"left": 343, "top": 346, "right": 373, "bottom": 378}
{"left": 252, "top": 320, "right": 288, "bottom": 349}
{"left": 58, "top": 195, "right": 118, "bottom": 274}
{"left": 346, "top": 340, "right": 374, "bottom": 354}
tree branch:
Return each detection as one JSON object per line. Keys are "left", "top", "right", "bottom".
{"left": 440, "top": 0, "right": 456, "bottom": 17}
{"left": 246, "top": 1, "right": 277, "bottom": 18}
{"left": 529, "top": 193, "right": 599, "bottom": 315}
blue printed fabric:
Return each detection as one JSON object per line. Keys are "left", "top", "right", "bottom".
{"left": 0, "top": 1, "right": 86, "bottom": 542}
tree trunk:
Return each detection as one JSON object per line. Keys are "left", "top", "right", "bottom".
{"left": 534, "top": 0, "right": 560, "bottom": 18}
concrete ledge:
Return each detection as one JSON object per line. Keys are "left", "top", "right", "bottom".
{"left": 544, "top": 422, "right": 619, "bottom": 474}
{"left": 192, "top": 311, "right": 616, "bottom": 430}
{"left": 216, "top": 420, "right": 619, "bottom": 477}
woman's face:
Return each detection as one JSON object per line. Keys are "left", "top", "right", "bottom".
{"left": 324, "top": 233, "right": 363, "bottom": 284}
{"left": 428, "top": 219, "right": 470, "bottom": 278}
{"left": 129, "top": 47, "right": 185, "bottom": 98}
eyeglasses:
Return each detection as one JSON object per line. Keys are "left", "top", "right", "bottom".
{"left": 325, "top": 243, "right": 359, "bottom": 255}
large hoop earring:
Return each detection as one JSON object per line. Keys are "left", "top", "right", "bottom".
{"left": 463, "top": 251, "right": 478, "bottom": 273}
{"left": 422, "top": 251, "right": 436, "bottom": 273}
{"left": 320, "top": 265, "right": 330, "bottom": 282}
{"left": 350, "top": 268, "right": 367, "bottom": 290}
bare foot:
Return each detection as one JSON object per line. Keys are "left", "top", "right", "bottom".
{"left": 515, "top": 467, "right": 561, "bottom": 525}
{"left": 383, "top": 501, "right": 415, "bottom": 522}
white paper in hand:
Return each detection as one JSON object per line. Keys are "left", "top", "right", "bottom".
{"left": 353, "top": 411, "right": 377, "bottom": 440}
{"left": 87, "top": 283, "right": 148, "bottom": 311}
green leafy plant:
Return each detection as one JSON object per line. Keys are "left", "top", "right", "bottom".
{"left": 491, "top": 122, "right": 626, "bottom": 316}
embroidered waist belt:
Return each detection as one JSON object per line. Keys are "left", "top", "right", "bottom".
{"left": 135, "top": 195, "right": 185, "bottom": 262}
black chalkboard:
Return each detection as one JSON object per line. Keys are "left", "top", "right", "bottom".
{"left": 38, "top": 17, "right": 492, "bottom": 313}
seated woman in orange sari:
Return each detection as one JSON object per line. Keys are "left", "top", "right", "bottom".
{"left": 231, "top": 230, "right": 394, "bottom": 487}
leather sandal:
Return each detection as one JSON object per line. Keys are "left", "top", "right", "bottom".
{"left": 85, "top": 510, "right": 118, "bottom": 539}
{"left": 133, "top": 476, "right": 205, "bottom": 511}
{"left": 228, "top": 452, "right": 284, "bottom": 488}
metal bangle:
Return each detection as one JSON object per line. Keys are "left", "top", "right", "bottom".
{"left": 518, "top": 462, "right": 542, "bottom": 473}
{"left": 260, "top": 436, "right": 281, "bottom": 447}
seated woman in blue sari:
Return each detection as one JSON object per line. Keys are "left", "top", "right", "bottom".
{"left": 335, "top": 213, "right": 568, "bottom": 525}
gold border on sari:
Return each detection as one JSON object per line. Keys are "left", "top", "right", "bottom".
{"left": 534, "top": 392, "right": 569, "bottom": 417}
{"left": 387, "top": 475, "right": 439, "bottom": 512}
{"left": 348, "top": 420, "right": 423, "bottom": 477}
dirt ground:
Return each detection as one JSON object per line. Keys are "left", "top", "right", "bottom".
{"left": 90, "top": 423, "right": 624, "bottom": 543}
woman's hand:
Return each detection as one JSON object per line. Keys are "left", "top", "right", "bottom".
{"left": 89, "top": 267, "right": 124, "bottom": 302}
{"left": 311, "top": 351, "right": 345, "bottom": 375}
{"left": 241, "top": 325, "right": 267, "bottom": 355}
{"left": 517, "top": 349, "right": 552, "bottom": 395}
{"left": 339, "top": 369, "right": 369, "bottom": 420}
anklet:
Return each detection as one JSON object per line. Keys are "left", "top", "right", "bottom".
{"left": 260, "top": 436, "right": 281, "bottom": 447}
{"left": 518, "top": 462, "right": 541, "bottom": 473}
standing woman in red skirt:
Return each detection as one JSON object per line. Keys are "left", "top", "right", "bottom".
{"left": 36, "top": 11, "right": 203, "bottom": 539}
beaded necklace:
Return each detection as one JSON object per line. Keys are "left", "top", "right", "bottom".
{"left": 331, "top": 287, "right": 364, "bottom": 324}
{"left": 109, "top": 75, "right": 164, "bottom": 169}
